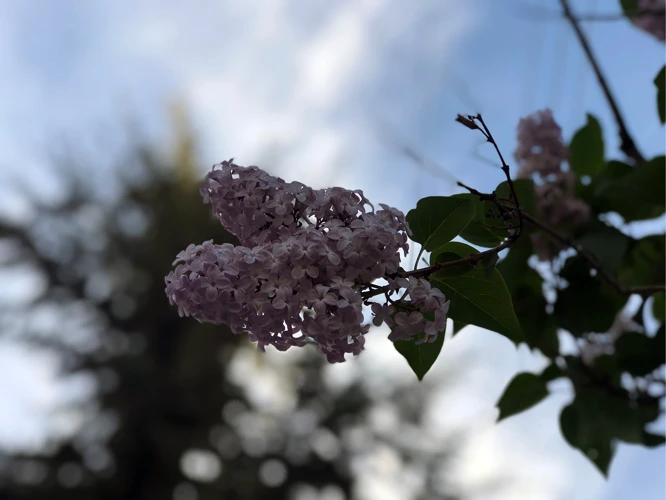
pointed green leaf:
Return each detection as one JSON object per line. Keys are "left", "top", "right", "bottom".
{"left": 480, "top": 252, "right": 499, "bottom": 277}
{"left": 642, "top": 432, "right": 666, "bottom": 447}
{"left": 451, "top": 320, "right": 467, "bottom": 337}
{"left": 511, "top": 272, "right": 560, "bottom": 356}
{"left": 495, "top": 178, "right": 537, "bottom": 217}
{"left": 651, "top": 292, "right": 665, "bottom": 323}
{"left": 430, "top": 244, "right": 523, "bottom": 344}
{"left": 452, "top": 194, "right": 506, "bottom": 248}
{"left": 573, "top": 220, "right": 631, "bottom": 273}
{"left": 554, "top": 259, "right": 624, "bottom": 336}
{"left": 594, "top": 156, "right": 665, "bottom": 222}
{"left": 618, "top": 234, "right": 666, "bottom": 287}
{"left": 615, "top": 327, "right": 665, "bottom": 376}
{"left": 619, "top": 0, "right": 638, "bottom": 16}
{"left": 655, "top": 65, "right": 665, "bottom": 124}
{"left": 559, "top": 402, "right": 615, "bottom": 477}
{"left": 497, "top": 235, "right": 534, "bottom": 295}
{"left": 406, "top": 196, "right": 476, "bottom": 252}
{"left": 540, "top": 363, "right": 565, "bottom": 382}
{"left": 496, "top": 372, "right": 549, "bottom": 421}
{"left": 393, "top": 318, "right": 445, "bottom": 381}
{"left": 569, "top": 114, "right": 604, "bottom": 178}
{"left": 430, "top": 241, "right": 479, "bottom": 277}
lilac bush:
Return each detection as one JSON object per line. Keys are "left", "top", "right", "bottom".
{"left": 165, "top": 160, "right": 450, "bottom": 362}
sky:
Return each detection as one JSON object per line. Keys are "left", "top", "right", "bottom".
{"left": 0, "top": 0, "right": 664, "bottom": 499}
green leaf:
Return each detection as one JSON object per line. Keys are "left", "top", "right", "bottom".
{"left": 480, "top": 252, "right": 499, "bottom": 277}
{"left": 497, "top": 234, "right": 534, "bottom": 295}
{"left": 406, "top": 196, "right": 476, "bottom": 252}
{"left": 453, "top": 194, "right": 506, "bottom": 248}
{"left": 614, "top": 333, "right": 657, "bottom": 376}
{"left": 496, "top": 372, "right": 549, "bottom": 421}
{"left": 569, "top": 114, "right": 605, "bottom": 178}
{"left": 651, "top": 292, "right": 665, "bottom": 323}
{"left": 512, "top": 276, "right": 560, "bottom": 356}
{"left": 540, "top": 363, "right": 565, "bottom": 382}
{"left": 496, "top": 178, "right": 537, "bottom": 217}
{"left": 577, "top": 160, "right": 625, "bottom": 205}
{"left": 559, "top": 402, "right": 616, "bottom": 476}
{"left": 573, "top": 220, "right": 631, "bottom": 273}
{"left": 451, "top": 320, "right": 468, "bottom": 337}
{"left": 615, "top": 327, "right": 665, "bottom": 376}
{"left": 554, "top": 259, "right": 624, "bottom": 336}
{"left": 430, "top": 241, "right": 479, "bottom": 278}
{"left": 562, "top": 356, "right": 662, "bottom": 472}
{"left": 579, "top": 385, "right": 661, "bottom": 446}
{"left": 595, "top": 156, "right": 665, "bottom": 222}
{"left": 393, "top": 320, "right": 445, "bottom": 381}
{"left": 430, "top": 244, "right": 523, "bottom": 344}
{"left": 592, "top": 161, "right": 633, "bottom": 194}
{"left": 655, "top": 65, "right": 665, "bottom": 124}
{"left": 642, "top": 432, "right": 666, "bottom": 447}
{"left": 618, "top": 234, "right": 666, "bottom": 288}
{"left": 590, "top": 354, "right": 621, "bottom": 384}
{"left": 619, "top": 0, "right": 638, "bottom": 16}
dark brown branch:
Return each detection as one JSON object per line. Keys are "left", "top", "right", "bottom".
{"left": 458, "top": 114, "right": 524, "bottom": 235}
{"left": 521, "top": 211, "right": 665, "bottom": 295}
{"left": 560, "top": 0, "right": 645, "bottom": 165}
{"left": 362, "top": 238, "right": 515, "bottom": 300}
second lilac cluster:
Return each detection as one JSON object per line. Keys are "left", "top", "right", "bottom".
{"left": 514, "top": 109, "right": 569, "bottom": 180}
{"left": 514, "top": 110, "right": 592, "bottom": 261}
{"left": 630, "top": 0, "right": 665, "bottom": 42}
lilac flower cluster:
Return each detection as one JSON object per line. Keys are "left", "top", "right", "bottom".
{"left": 514, "top": 109, "right": 569, "bottom": 180}
{"left": 165, "top": 160, "right": 450, "bottom": 362}
{"left": 514, "top": 110, "right": 592, "bottom": 261}
{"left": 371, "top": 277, "right": 450, "bottom": 344}
{"left": 630, "top": 0, "right": 665, "bottom": 42}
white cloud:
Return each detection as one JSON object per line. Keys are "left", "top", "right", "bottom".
{"left": 120, "top": 0, "right": 479, "bottom": 195}
{"left": 0, "top": 342, "right": 60, "bottom": 452}
{"left": 295, "top": 0, "right": 383, "bottom": 110}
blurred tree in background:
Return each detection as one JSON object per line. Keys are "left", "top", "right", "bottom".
{"left": 0, "top": 106, "right": 465, "bottom": 500}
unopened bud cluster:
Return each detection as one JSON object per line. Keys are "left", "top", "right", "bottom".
{"left": 514, "top": 110, "right": 592, "bottom": 260}
{"left": 165, "top": 160, "right": 450, "bottom": 362}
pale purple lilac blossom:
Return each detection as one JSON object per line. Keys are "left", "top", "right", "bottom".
{"left": 166, "top": 160, "right": 450, "bottom": 362}
{"left": 514, "top": 110, "right": 592, "bottom": 261}
{"left": 630, "top": 0, "right": 665, "bottom": 42}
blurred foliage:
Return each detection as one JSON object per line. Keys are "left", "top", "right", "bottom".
{"left": 0, "top": 114, "right": 465, "bottom": 500}
{"left": 396, "top": 35, "right": 665, "bottom": 475}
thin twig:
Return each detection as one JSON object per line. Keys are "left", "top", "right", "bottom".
{"left": 521, "top": 211, "right": 665, "bottom": 295}
{"left": 457, "top": 181, "right": 494, "bottom": 200}
{"left": 361, "top": 238, "right": 515, "bottom": 300}
{"left": 413, "top": 245, "right": 426, "bottom": 272}
{"left": 362, "top": 115, "right": 525, "bottom": 302}
{"left": 474, "top": 114, "right": 524, "bottom": 236}
{"left": 560, "top": 0, "right": 645, "bottom": 165}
